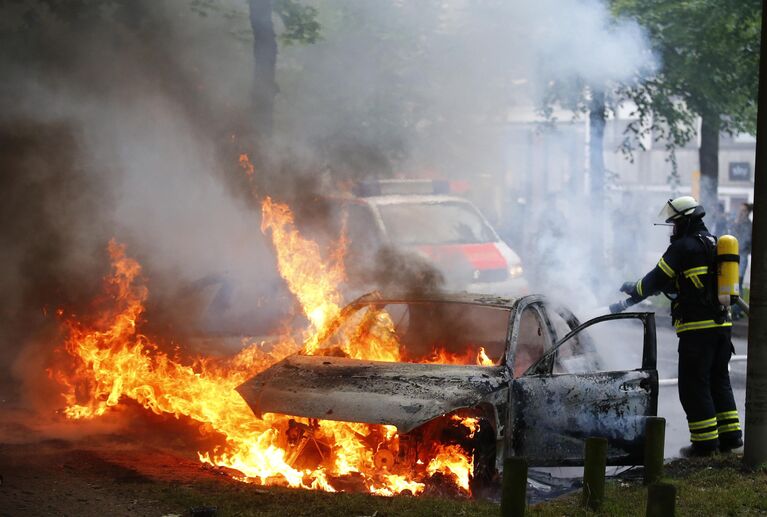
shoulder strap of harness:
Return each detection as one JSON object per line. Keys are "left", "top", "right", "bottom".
{"left": 695, "top": 233, "right": 726, "bottom": 323}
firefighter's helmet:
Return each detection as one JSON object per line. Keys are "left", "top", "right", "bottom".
{"left": 659, "top": 196, "right": 705, "bottom": 223}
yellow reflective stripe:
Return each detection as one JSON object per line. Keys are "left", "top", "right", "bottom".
{"left": 658, "top": 258, "right": 675, "bottom": 277}
{"left": 683, "top": 266, "right": 707, "bottom": 289}
{"left": 691, "top": 430, "right": 719, "bottom": 441}
{"left": 688, "top": 418, "right": 717, "bottom": 430}
{"left": 636, "top": 279, "right": 644, "bottom": 297}
{"left": 716, "top": 411, "right": 739, "bottom": 421}
{"left": 718, "top": 423, "right": 742, "bottom": 433}
{"left": 676, "top": 320, "right": 733, "bottom": 333}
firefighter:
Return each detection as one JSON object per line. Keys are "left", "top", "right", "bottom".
{"left": 612, "top": 196, "right": 742, "bottom": 456}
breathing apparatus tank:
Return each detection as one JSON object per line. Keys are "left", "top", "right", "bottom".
{"left": 717, "top": 235, "right": 740, "bottom": 306}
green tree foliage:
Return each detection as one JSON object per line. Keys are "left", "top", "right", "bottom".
{"left": 273, "top": 0, "right": 320, "bottom": 46}
{"left": 615, "top": 0, "right": 760, "bottom": 136}
{"left": 613, "top": 0, "right": 761, "bottom": 206}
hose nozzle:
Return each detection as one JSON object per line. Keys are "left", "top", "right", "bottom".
{"left": 608, "top": 298, "right": 637, "bottom": 314}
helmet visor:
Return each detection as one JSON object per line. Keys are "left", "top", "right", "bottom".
{"left": 658, "top": 199, "right": 678, "bottom": 223}
{"left": 659, "top": 196, "right": 699, "bottom": 223}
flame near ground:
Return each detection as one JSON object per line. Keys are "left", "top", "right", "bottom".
{"left": 51, "top": 196, "right": 490, "bottom": 497}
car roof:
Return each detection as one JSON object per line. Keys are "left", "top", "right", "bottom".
{"left": 351, "top": 291, "right": 523, "bottom": 309}
{"left": 353, "top": 194, "right": 473, "bottom": 206}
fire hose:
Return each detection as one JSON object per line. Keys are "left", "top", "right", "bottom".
{"left": 734, "top": 297, "right": 750, "bottom": 316}
{"left": 608, "top": 297, "right": 639, "bottom": 314}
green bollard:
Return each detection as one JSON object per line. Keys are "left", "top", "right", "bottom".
{"left": 644, "top": 416, "right": 666, "bottom": 485}
{"left": 582, "top": 437, "right": 608, "bottom": 511}
{"left": 500, "top": 456, "right": 527, "bottom": 517}
{"left": 646, "top": 482, "right": 676, "bottom": 516}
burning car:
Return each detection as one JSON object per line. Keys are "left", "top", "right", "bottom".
{"left": 237, "top": 292, "right": 659, "bottom": 494}
{"left": 53, "top": 203, "right": 655, "bottom": 497}
{"left": 182, "top": 180, "right": 527, "bottom": 338}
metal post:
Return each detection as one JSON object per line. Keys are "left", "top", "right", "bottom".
{"left": 500, "top": 457, "right": 527, "bottom": 517}
{"left": 744, "top": 0, "right": 767, "bottom": 469}
{"left": 646, "top": 482, "right": 676, "bottom": 517}
{"left": 582, "top": 437, "right": 607, "bottom": 510}
{"left": 644, "top": 417, "right": 666, "bottom": 485}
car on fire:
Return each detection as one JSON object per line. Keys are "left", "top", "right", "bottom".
{"left": 237, "top": 292, "right": 659, "bottom": 493}
{"left": 185, "top": 180, "right": 527, "bottom": 338}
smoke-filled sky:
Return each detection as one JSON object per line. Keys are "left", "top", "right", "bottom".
{"left": 278, "top": 0, "right": 654, "bottom": 177}
{"left": 0, "top": 0, "right": 655, "bottom": 408}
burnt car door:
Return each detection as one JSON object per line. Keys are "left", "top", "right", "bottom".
{"left": 507, "top": 309, "right": 658, "bottom": 466}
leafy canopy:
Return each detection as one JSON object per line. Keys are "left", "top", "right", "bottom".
{"left": 614, "top": 0, "right": 761, "bottom": 149}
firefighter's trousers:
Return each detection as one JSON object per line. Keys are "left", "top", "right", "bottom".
{"left": 677, "top": 327, "right": 742, "bottom": 450}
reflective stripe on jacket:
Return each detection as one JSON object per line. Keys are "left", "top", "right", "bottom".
{"left": 629, "top": 219, "right": 730, "bottom": 334}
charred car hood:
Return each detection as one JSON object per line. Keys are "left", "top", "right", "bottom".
{"left": 237, "top": 355, "right": 508, "bottom": 433}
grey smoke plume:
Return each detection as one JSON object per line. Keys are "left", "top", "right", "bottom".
{"left": 276, "top": 0, "right": 656, "bottom": 309}
{"left": 0, "top": 0, "right": 655, "bottom": 417}
{"left": 276, "top": 0, "right": 654, "bottom": 179}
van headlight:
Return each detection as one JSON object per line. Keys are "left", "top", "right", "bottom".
{"left": 509, "top": 263, "right": 524, "bottom": 279}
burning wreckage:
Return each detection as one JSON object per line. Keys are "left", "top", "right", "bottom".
{"left": 238, "top": 292, "right": 659, "bottom": 494}
{"left": 53, "top": 197, "right": 659, "bottom": 497}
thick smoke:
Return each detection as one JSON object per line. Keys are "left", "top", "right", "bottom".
{"left": 0, "top": 1, "right": 274, "bottom": 417}
{"left": 0, "top": 0, "right": 654, "bottom": 423}
{"left": 277, "top": 0, "right": 653, "bottom": 177}
{"left": 276, "top": 0, "right": 655, "bottom": 308}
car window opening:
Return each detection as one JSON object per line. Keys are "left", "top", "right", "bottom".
{"left": 312, "top": 301, "right": 510, "bottom": 366}
{"left": 514, "top": 307, "right": 547, "bottom": 377}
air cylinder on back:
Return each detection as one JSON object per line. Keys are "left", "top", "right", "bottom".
{"left": 717, "top": 235, "right": 740, "bottom": 306}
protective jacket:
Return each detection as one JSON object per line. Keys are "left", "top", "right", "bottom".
{"left": 625, "top": 219, "right": 731, "bottom": 334}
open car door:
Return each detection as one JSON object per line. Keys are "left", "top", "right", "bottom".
{"left": 508, "top": 312, "right": 658, "bottom": 466}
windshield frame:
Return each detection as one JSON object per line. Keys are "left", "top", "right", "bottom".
{"left": 310, "top": 298, "right": 514, "bottom": 367}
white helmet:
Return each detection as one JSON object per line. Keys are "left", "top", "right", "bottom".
{"left": 658, "top": 196, "right": 704, "bottom": 223}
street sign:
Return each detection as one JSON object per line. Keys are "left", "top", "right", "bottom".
{"left": 729, "top": 162, "right": 752, "bottom": 181}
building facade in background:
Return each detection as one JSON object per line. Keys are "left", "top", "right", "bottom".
{"left": 497, "top": 106, "right": 755, "bottom": 294}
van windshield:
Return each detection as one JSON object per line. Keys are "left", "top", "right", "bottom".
{"left": 377, "top": 201, "right": 496, "bottom": 245}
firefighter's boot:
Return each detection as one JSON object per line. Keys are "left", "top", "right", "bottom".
{"left": 719, "top": 436, "right": 743, "bottom": 453}
{"left": 679, "top": 443, "right": 718, "bottom": 458}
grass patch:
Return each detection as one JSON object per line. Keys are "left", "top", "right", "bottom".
{"left": 133, "top": 455, "right": 767, "bottom": 516}
{"left": 146, "top": 479, "right": 499, "bottom": 516}
{"left": 532, "top": 456, "right": 767, "bottom": 516}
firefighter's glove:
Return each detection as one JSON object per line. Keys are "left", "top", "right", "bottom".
{"left": 619, "top": 281, "right": 643, "bottom": 303}
{"left": 620, "top": 281, "right": 636, "bottom": 295}
{"left": 609, "top": 299, "right": 630, "bottom": 314}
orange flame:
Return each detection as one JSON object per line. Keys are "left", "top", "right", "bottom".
{"left": 426, "top": 444, "right": 473, "bottom": 492}
{"left": 260, "top": 197, "right": 345, "bottom": 352}
{"left": 54, "top": 199, "right": 481, "bottom": 496}
{"left": 452, "top": 415, "right": 479, "bottom": 438}
{"left": 477, "top": 347, "right": 495, "bottom": 366}
{"left": 239, "top": 153, "right": 255, "bottom": 177}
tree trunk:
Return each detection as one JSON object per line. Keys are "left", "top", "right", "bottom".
{"left": 698, "top": 112, "right": 720, "bottom": 211}
{"left": 743, "top": 0, "right": 767, "bottom": 468}
{"left": 589, "top": 89, "right": 606, "bottom": 270}
{"left": 249, "top": 0, "right": 277, "bottom": 141}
